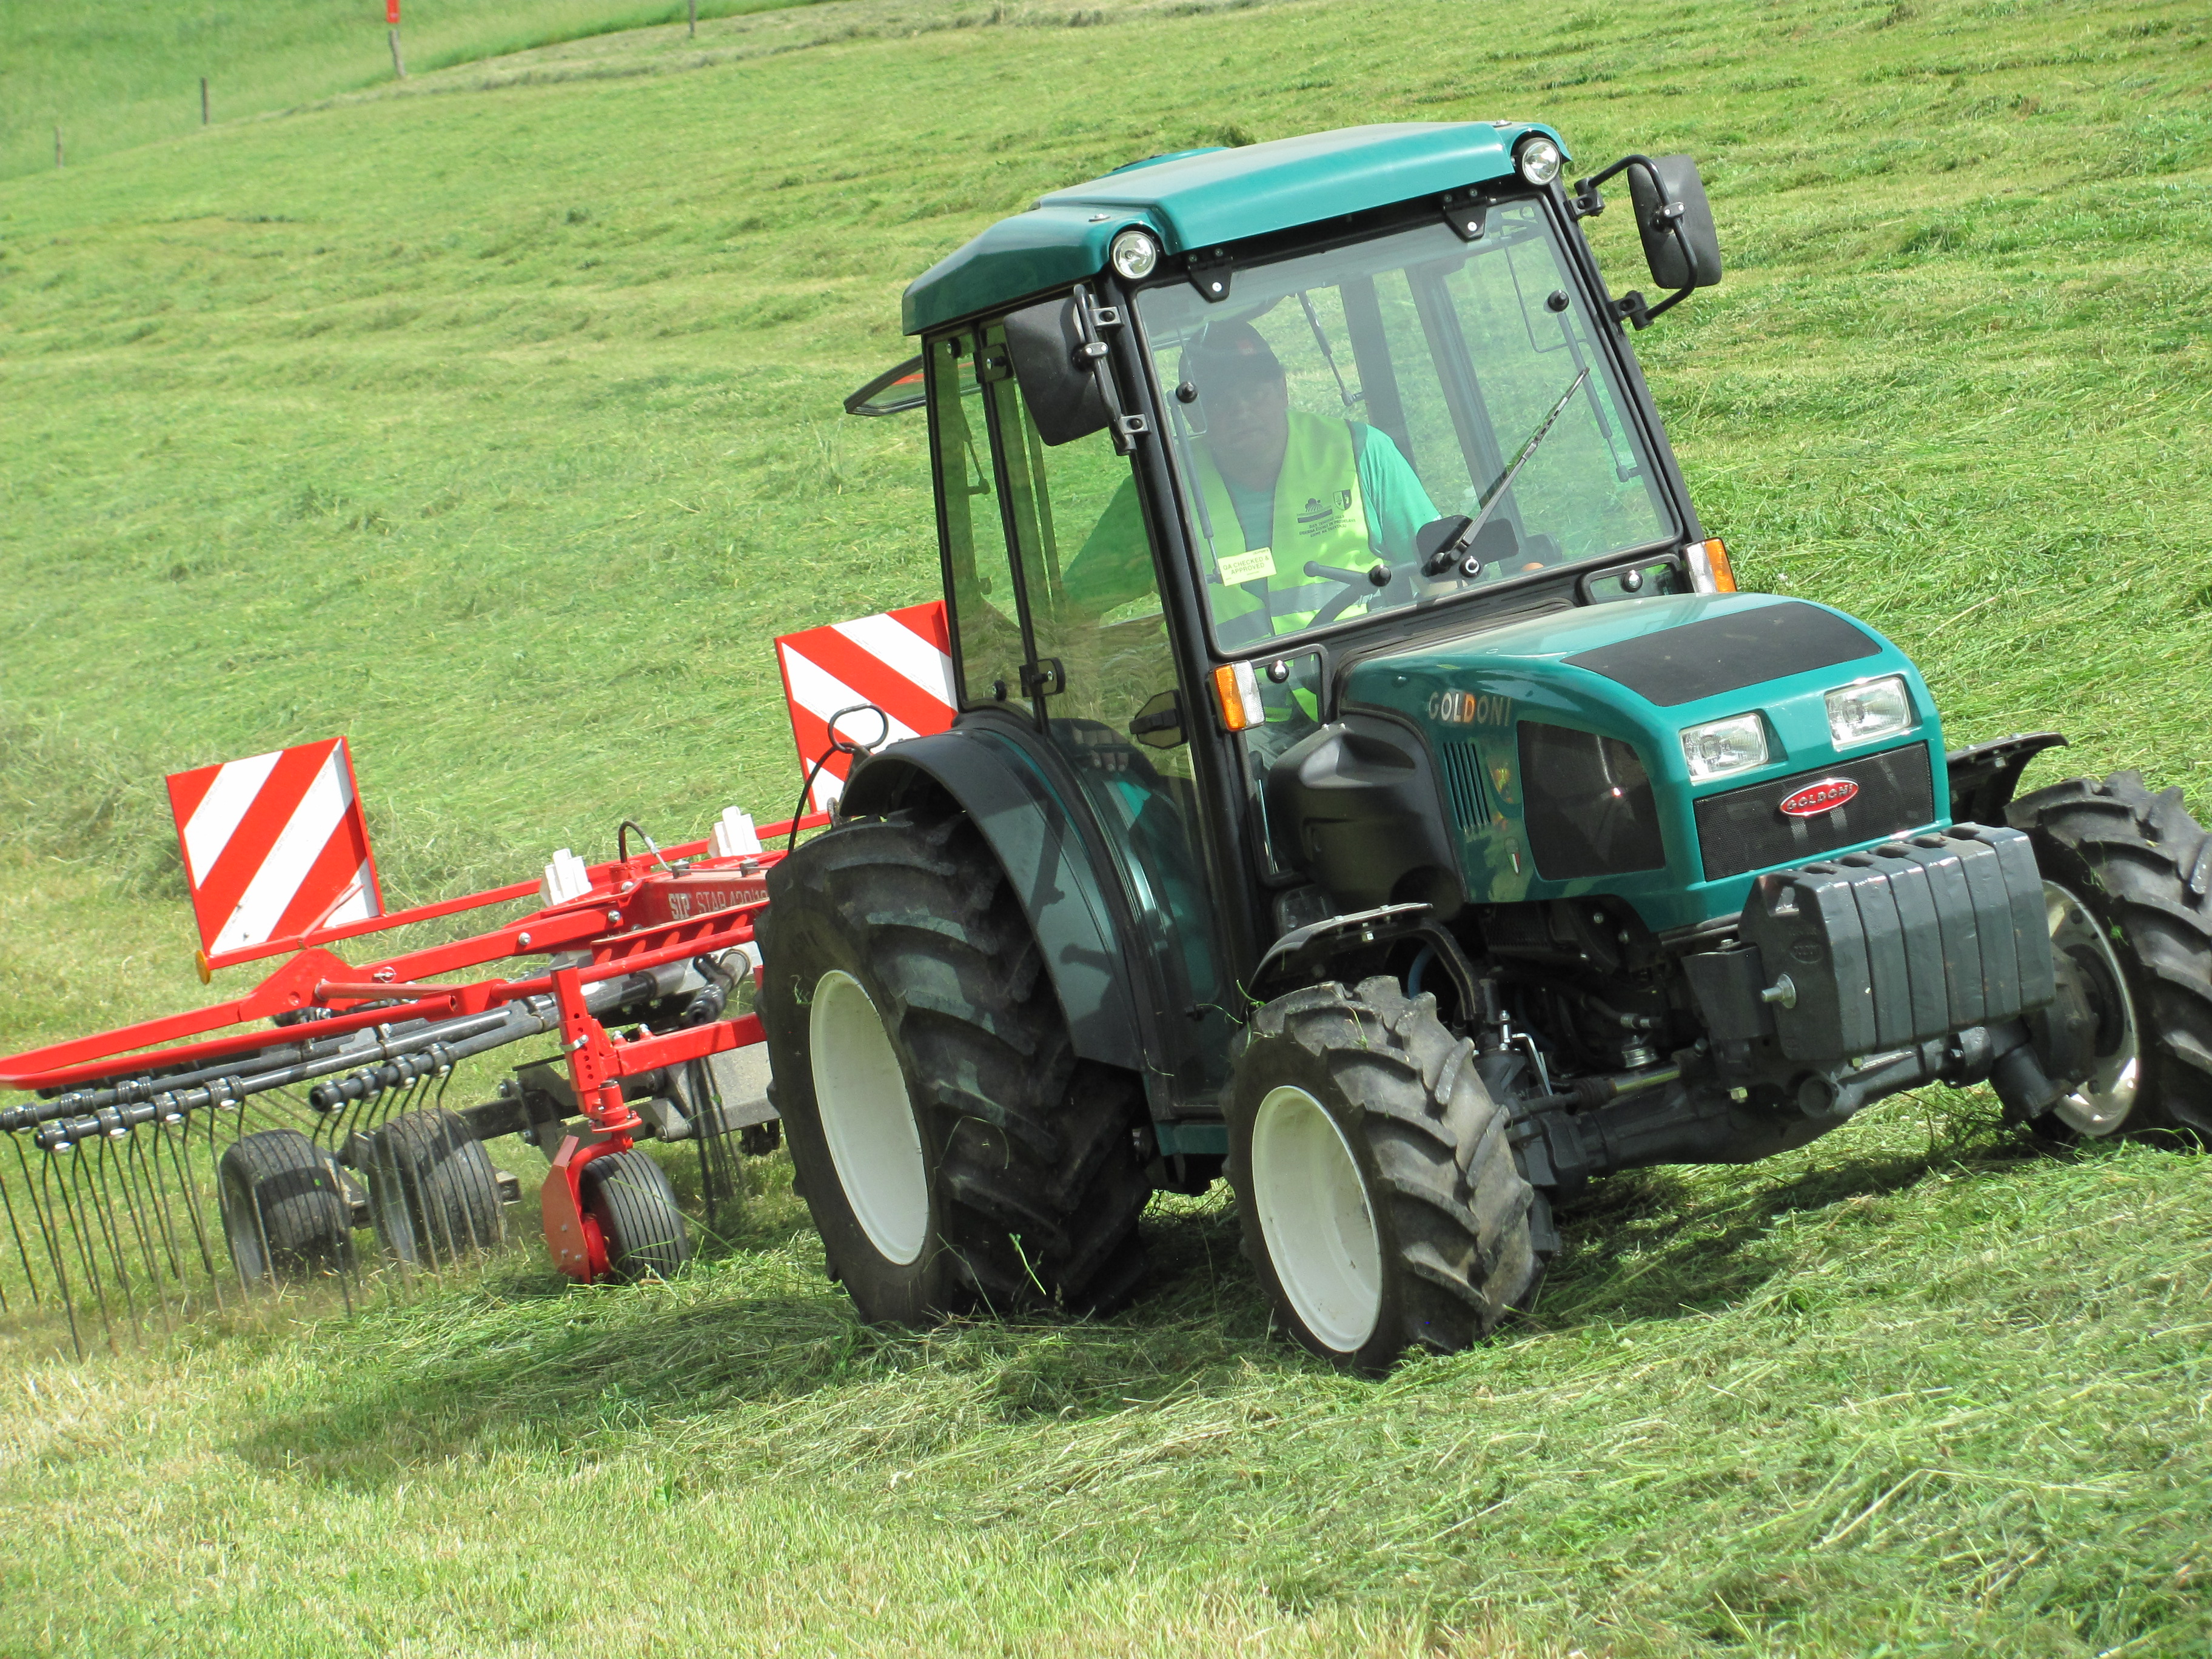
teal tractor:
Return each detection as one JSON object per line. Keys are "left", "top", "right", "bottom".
{"left": 759, "top": 123, "right": 2212, "bottom": 1369}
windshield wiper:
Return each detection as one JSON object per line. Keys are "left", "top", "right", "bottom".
{"left": 1421, "top": 366, "right": 1590, "bottom": 578}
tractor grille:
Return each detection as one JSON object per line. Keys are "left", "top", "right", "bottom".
{"left": 1694, "top": 744, "right": 1937, "bottom": 882}
{"left": 1436, "top": 738, "right": 1489, "bottom": 828}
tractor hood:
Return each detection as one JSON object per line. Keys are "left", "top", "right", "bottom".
{"left": 1315, "top": 592, "right": 1949, "bottom": 933}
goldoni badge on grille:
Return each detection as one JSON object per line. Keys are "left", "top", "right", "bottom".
{"left": 1778, "top": 777, "right": 1859, "bottom": 817}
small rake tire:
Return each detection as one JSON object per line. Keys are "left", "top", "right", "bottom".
{"left": 218, "top": 1129, "right": 351, "bottom": 1287}
{"left": 2009, "top": 770, "right": 2212, "bottom": 1142}
{"left": 1228, "top": 977, "right": 1555, "bottom": 1372}
{"left": 757, "top": 808, "right": 1151, "bottom": 1326}
{"left": 580, "top": 1150, "right": 691, "bottom": 1281}
{"left": 362, "top": 1108, "right": 504, "bottom": 1265}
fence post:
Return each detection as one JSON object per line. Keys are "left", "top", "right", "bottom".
{"left": 201, "top": 77, "right": 210, "bottom": 126}
{"left": 389, "top": 28, "right": 407, "bottom": 79}
{"left": 689, "top": 0, "right": 698, "bottom": 35}
{"left": 55, "top": 127, "right": 62, "bottom": 170}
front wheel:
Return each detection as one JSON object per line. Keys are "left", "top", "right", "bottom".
{"left": 2009, "top": 771, "right": 2212, "bottom": 1143}
{"left": 1228, "top": 977, "right": 1555, "bottom": 1372}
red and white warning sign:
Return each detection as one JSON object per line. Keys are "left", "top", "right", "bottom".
{"left": 775, "top": 601, "right": 957, "bottom": 811}
{"left": 166, "top": 737, "right": 383, "bottom": 965}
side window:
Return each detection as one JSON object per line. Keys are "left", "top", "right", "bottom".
{"left": 987, "top": 346, "right": 1233, "bottom": 1087}
{"left": 929, "top": 330, "right": 1025, "bottom": 708}
{"left": 991, "top": 364, "right": 1171, "bottom": 737}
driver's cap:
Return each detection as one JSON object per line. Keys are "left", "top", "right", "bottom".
{"left": 1179, "top": 321, "right": 1284, "bottom": 397}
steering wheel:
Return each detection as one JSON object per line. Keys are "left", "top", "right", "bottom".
{"left": 1303, "top": 558, "right": 1403, "bottom": 627}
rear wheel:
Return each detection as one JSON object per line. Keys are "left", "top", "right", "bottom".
{"left": 361, "top": 1108, "right": 504, "bottom": 1265}
{"left": 217, "top": 1130, "right": 352, "bottom": 1286}
{"left": 2009, "top": 771, "right": 2212, "bottom": 1143}
{"left": 579, "top": 1150, "right": 690, "bottom": 1281}
{"left": 1228, "top": 977, "right": 1555, "bottom": 1372}
{"left": 757, "top": 809, "right": 1151, "bottom": 1324}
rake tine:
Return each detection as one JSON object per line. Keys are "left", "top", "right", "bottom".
{"left": 449, "top": 1110, "right": 490, "bottom": 1265}
{"left": 207, "top": 1105, "right": 258, "bottom": 1304}
{"left": 116, "top": 1134, "right": 176, "bottom": 1339}
{"left": 119, "top": 1131, "right": 175, "bottom": 1284}
{"left": 689, "top": 1060, "right": 719, "bottom": 1228}
{"left": 321, "top": 1146, "right": 357, "bottom": 1318}
{"left": 371, "top": 1113, "right": 413, "bottom": 1301}
{"left": 155, "top": 1116, "right": 226, "bottom": 1318}
{"left": 128, "top": 1128, "right": 186, "bottom": 1283}
{"left": 406, "top": 1114, "right": 450, "bottom": 1287}
{"left": 1, "top": 1148, "right": 38, "bottom": 1310}
{"left": 54, "top": 1155, "right": 113, "bottom": 1354}
{"left": 244, "top": 1150, "right": 286, "bottom": 1317}
{"left": 25, "top": 1152, "right": 82, "bottom": 1361}
{"left": 88, "top": 1139, "right": 146, "bottom": 1345}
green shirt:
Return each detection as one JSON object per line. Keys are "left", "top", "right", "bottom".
{"left": 1059, "top": 421, "right": 1438, "bottom": 624}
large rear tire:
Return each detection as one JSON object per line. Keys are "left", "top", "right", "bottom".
{"left": 218, "top": 1129, "right": 352, "bottom": 1287}
{"left": 1228, "top": 977, "right": 1555, "bottom": 1372}
{"left": 757, "top": 809, "right": 1151, "bottom": 1324}
{"left": 2009, "top": 771, "right": 2212, "bottom": 1143}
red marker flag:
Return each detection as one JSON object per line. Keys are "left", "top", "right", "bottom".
{"left": 387, "top": 0, "right": 400, "bottom": 24}
{"left": 166, "top": 737, "right": 384, "bottom": 967}
{"left": 775, "top": 602, "right": 956, "bottom": 812}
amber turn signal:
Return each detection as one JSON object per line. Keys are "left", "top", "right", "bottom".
{"left": 1687, "top": 537, "right": 1735, "bottom": 594}
{"left": 1211, "top": 662, "right": 1265, "bottom": 732}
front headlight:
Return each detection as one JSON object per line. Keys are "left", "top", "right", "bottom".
{"left": 1516, "top": 135, "right": 1563, "bottom": 187}
{"left": 1681, "top": 713, "right": 1769, "bottom": 782}
{"left": 1825, "top": 675, "right": 1914, "bottom": 748}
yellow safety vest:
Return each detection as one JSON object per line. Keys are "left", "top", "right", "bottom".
{"left": 1190, "top": 412, "right": 1374, "bottom": 647}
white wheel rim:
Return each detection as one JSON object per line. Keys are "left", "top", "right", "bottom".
{"left": 809, "top": 970, "right": 928, "bottom": 1264}
{"left": 2045, "top": 880, "right": 2141, "bottom": 1136}
{"left": 1250, "top": 1085, "right": 1382, "bottom": 1353}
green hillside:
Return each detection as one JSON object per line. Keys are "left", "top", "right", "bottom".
{"left": 2, "top": 0, "right": 2209, "bottom": 1651}
{"left": 0, "top": 0, "right": 827, "bottom": 181}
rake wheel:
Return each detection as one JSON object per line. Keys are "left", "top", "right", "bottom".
{"left": 218, "top": 1129, "right": 352, "bottom": 1287}
{"left": 579, "top": 1149, "right": 691, "bottom": 1281}
{"left": 362, "top": 1107, "right": 504, "bottom": 1265}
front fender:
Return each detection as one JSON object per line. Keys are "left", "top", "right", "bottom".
{"left": 838, "top": 729, "right": 1144, "bottom": 1071}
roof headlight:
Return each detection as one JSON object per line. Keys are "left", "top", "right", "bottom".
{"left": 1515, "top": 135, "right": 1563, "bottom": 187}
{"left": 1110, "top": 229, "right": 1159, "bottom": 281}
{"left": 1681, "top": 712, "right": 1769, "bottom": 782}
{"left": 1825, "top": 675, "right": 1914, "bottom": 748}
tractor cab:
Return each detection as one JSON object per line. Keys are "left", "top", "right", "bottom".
{"left": 843, "top": 123, "right": 1724, "bottom": 1117}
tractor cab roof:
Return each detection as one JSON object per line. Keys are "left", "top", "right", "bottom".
{"left": 900, "top": 121, "right": 1565, "bottom": 335}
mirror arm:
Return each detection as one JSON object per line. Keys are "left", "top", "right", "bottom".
{"left": 1609, "top": 284, "right": 1694, "bottom": 331}
{"left": 1569, "top": 152, "right": 1658, "bottom": 218}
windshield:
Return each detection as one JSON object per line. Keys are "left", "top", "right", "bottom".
{"left": 1130, "top": 199, "right": 1674, "bottom": 651}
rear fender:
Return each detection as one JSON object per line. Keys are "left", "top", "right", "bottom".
{"left": 837, "top": 731, "right": 1145, "bottom": 1075}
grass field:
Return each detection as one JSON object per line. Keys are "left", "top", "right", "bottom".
{"left": 2, "top": 0, "right": 2210, "bottom": 1651}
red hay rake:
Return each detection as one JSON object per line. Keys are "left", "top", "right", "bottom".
{"left": 0, "top": 607, "right": 953, "bottom": 1359}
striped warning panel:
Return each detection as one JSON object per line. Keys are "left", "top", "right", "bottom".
{"left": 165, "top": 737, "right": 383, "bottom": 965}
{"left": 775, "top": 602, "right": 957, "bottom": 811}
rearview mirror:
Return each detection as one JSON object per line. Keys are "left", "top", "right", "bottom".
{"left": 1004, "top": 295, "right": 1110, "bottom": 446}
{"left": 1626, "top": 155, "right": 1722, "bottom": 292}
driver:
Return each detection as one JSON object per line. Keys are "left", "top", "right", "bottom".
{"left": 1061, "top": 321, "right": 1438, "bottom": 644}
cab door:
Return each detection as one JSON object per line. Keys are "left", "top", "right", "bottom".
{"left": 927, "top": 318, "right": 1235, "bottom": 1101}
